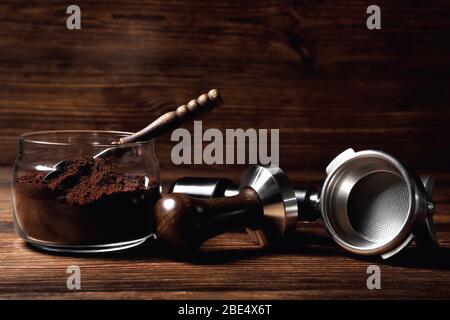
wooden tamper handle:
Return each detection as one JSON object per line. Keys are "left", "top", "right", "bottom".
{"left": 154, "top": 188, "right": 263, "bottom": 253}
{"left": 119, "top": 89, "right": 222, "bottom": 144}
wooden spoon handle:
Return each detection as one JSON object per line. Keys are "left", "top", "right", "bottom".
{"left": 119, "top": 89, "right": 222, "bottom": 144}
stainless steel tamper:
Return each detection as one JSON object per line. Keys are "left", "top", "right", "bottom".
{"left": 170, "top": 172, "right": 320, "bottom": 223}
{"left": 154, "top": 166, "right": 301, "bottom": 252}
{"left": 169, "top": 149, "right": 439, "bottom": 258}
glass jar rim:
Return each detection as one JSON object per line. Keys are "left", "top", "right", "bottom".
{"left": 18, "top": 130, "right": 154, "bottom": 147}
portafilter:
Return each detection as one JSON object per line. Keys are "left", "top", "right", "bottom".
{"left": 320, "top": 148, "right": 438, "bottom": 258}
{"left": 167, "top": 149, "right": 438, "bottom": 258}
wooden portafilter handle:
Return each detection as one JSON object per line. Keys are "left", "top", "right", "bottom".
{"left": 154, "top": 188, "right": 263, "bottom": 253}
{"left": 119, "top": 89, "right": 223, "bottom": 144}
{"left": 155, "top": 166, "right": 301, "bottom": 253}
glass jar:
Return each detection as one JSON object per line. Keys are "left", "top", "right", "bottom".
{"left": 12, "top": 130, "right": 161, "bottom": 253}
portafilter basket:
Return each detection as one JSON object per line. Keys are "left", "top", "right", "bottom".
{"left": 321, "top": 148, "right": 438, "bottom": 258}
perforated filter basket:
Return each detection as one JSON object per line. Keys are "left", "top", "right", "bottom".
{"left": 320, "top": 149, "right": 438, "bottom": 258}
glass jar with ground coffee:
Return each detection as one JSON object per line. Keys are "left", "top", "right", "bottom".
{"left": 12, "top": 130, "right": 161, "bottom": 253}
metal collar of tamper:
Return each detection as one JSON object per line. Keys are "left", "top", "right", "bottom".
{"left": 320, "top": 148, "right": 438, "bottom": 259}
{"left": 239, "top": 165, "right": 298, "bottom": 247}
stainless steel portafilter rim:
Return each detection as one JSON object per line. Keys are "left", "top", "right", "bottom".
{"left": 320, "top": 149, "right": 435, "bottom": 258}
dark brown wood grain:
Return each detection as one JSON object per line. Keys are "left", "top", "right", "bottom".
{"left": 0, "top": 166, "right": 449, "bottom": 299}
{"left": 0, "top": 1, "right": 450, "bottom": 172}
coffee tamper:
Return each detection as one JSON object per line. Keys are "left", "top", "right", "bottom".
{"left": 154, "top": 166, "right": 302, "bottom": 253}
{"left": 169, "top": 175, "right": 320, "bottom": 222}
{"left": 167, "top": 149, "right": 439, "bottom": 259}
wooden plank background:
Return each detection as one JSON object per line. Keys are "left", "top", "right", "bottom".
{"left": 0, "top": 0, "right": 449, "bottom": 173}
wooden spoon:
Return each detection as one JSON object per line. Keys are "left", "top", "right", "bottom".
{"left": 43, "top": 89, "right": 222, "bottom": 181}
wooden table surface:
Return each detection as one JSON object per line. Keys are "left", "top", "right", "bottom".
{"left": 0, "top": 166, "right": 449, "bottom": 300}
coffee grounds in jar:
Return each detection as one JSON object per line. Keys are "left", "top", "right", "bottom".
{"left": 14, "top": 156, "right": 160, "bottom": 245}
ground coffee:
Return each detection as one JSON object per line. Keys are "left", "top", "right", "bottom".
{"left": 14, "top": 156, "right": 160, "bottom": 246}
